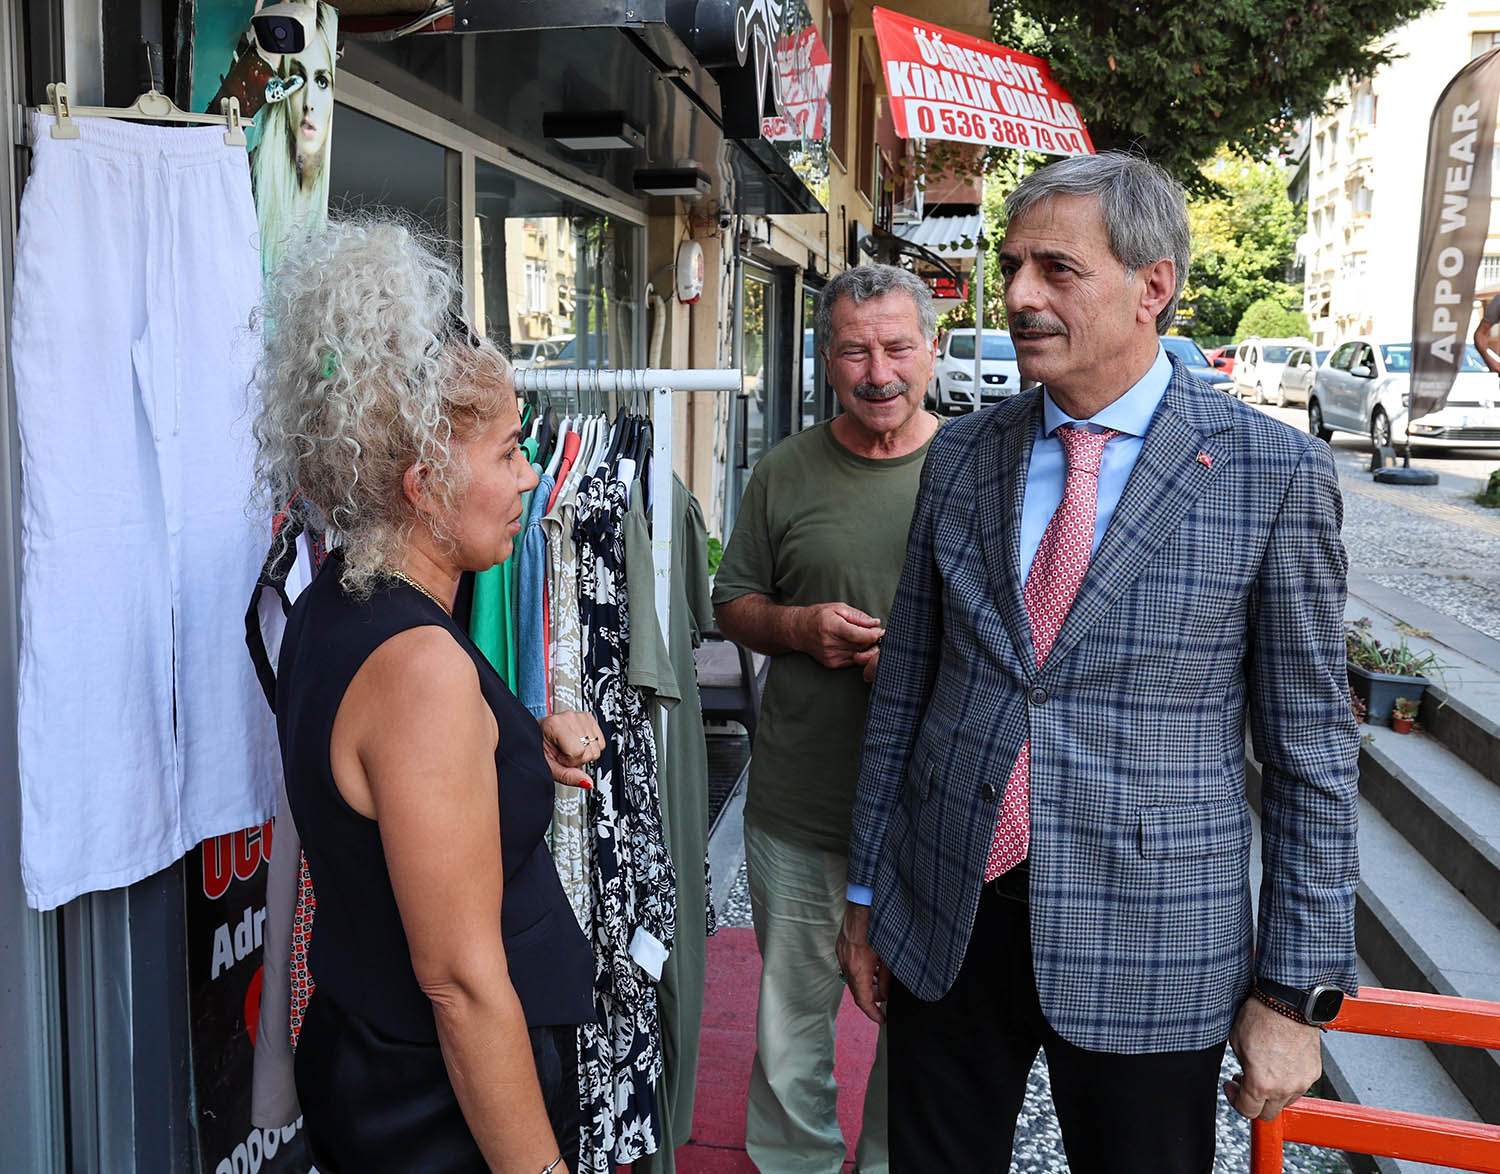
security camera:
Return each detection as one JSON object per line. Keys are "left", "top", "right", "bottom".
{"left": 251, "top": 3, "right": 310, "bottom": 55}
{"left": 717, "top": 210, "right": 733, "bottom": 231}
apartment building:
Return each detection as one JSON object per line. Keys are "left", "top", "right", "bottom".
{"left": 1301, "top": 1, "right": 1500, "bottom": 348}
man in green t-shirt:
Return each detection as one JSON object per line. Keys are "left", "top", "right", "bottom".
{"left": 713, "top": 265, "right": 940, "bottom": 1174}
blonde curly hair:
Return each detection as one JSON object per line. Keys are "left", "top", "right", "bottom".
{"left": 252, "top": 215, "right": 513, "bottom": 596}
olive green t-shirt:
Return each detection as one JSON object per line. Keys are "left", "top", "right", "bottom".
{"left": 712, "top": 420, "right": 934, "bottom": 855}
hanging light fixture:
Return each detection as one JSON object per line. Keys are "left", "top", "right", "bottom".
{"left": 541, "top": 111, "right": 645, "bottom": 151}
{"left": 633, "top": 164, "right": 712, "bottom": 199}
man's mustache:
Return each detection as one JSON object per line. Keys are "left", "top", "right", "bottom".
{"left": 853, "top": 379, "right": 908, "bottom": 401}
{"left": 1009, "top": 312, "right": 1067, "bottom": 336}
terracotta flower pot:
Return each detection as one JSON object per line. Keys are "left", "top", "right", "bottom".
{"left": 1391, "top": 715, "right": 1414, "bottom": 734}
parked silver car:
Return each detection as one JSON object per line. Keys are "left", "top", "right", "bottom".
{"left": 1273, "top": 345, "right": 1329, "bottom": 407}
{"left": 1307, "top": 338, "right": 1500, "bottom": 449}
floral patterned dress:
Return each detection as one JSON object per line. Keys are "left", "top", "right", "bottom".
{"left": 542, "top": 481, "right": 591, "bottom": 926}
{"left": 573, "top": 473, "right": 678, "bottom": 1170}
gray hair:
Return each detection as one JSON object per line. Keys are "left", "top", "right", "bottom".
{"left": 815, "top": 263, "right": 937, "bottom": 349}
{"left": 1005, "top": 151, "right": 1190, "bottom": 334}
{"left": 252, "top": 214, "right": 512, "bottom": 598}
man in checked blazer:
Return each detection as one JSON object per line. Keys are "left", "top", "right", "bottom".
{"left": 835, "top": 152, "right": 1359, "bottom": 1172}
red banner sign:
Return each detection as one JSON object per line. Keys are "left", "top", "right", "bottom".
{"left": 871, "top": 7, "right": 1093, "bottom": 156}
{"left": 761, "top": 24, "right": 832, "bottom": 142}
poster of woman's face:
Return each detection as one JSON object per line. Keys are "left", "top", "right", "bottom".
{"left": 190, "top": 0, "right": 338, "bottom": 273}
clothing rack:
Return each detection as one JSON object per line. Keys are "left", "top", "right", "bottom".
{"left": 513, "top": 367, "right": 742, "bottom": 765}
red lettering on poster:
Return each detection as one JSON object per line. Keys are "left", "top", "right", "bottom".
{"left": 203, "top": 834, "right": 233, "bottom": 900}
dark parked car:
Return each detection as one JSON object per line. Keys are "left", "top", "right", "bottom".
{"left": 1162, "top": 336, "right": 1235, "bottom": 394}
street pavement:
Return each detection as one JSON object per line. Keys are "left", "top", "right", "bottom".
{"left": 1254, "top": 399, "right": 1500, "bottom": 643}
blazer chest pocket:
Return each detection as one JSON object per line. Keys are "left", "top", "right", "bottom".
{"left": 1138, "top": 800, "right": 1247, "bottom": 859}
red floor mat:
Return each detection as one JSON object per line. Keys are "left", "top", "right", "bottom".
{"left": 657, "top": 926, "right": 879, "bottom": 1173}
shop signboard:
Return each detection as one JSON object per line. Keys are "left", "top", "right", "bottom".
{"left": 871, "top": 7, "right": 1093, "bottom": 156}
{"left": 187, "top": 823, "right": 312, "bottom": 1173}
{"left": 760, "top": 23, "right": 831, "bottom": 142}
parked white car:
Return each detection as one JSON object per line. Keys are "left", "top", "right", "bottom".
{"left": 1233, "top": 336, "right": 1313, "bottom": 403}
{"left": 1307, "top": 338, "right": 1500, "bottom": 449}
{"left": 930, "top": 328, "right": 1021, "bottom": 414}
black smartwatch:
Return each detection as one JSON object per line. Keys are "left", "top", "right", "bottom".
{"left": 1255, "top": 977, "right": 1345, "bottom": 1026}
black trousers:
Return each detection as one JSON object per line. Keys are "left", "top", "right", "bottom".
{"left": 887, "top": 876, "right": 1225, "bottom": 1174}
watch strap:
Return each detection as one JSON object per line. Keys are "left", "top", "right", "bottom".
{"left": 1254, "top": 977, "right": 1344, "bottom": 1026}
{"left": 1251, "top": 984, "right": 1310, "bottom": 1026}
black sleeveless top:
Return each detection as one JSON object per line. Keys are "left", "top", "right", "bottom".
{"left": 276, "top": 555, "right": 595, "bottom": 1042}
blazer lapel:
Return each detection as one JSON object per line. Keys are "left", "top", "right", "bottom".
{"left": 1041, "top": 367, "right": 1236, "bottom": 671}
{"left": 975, "top": 392, "right": 1041, "bottom": 665}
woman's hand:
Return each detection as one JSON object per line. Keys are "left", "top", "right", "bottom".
{"left": 539, "top": 711, "right": 603, "bottom": 789}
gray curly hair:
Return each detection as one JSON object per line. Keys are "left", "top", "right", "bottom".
{"left": 252, "top": 215, "right": 512, "bottom": 597}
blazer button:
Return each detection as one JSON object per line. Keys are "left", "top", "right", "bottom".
{"left": 980, "top": 782, "right": 998, "bottom": 804}
{"left": 1029, "top": 686, "right": 1049, "bottom": 705}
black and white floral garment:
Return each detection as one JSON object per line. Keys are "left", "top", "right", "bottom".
{"left": 574, "top": 473, "right": 678, "bottom": 1171}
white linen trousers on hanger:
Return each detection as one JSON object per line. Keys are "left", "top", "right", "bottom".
{"left": 12, "top": 114, "right": 276, "bottom": 909}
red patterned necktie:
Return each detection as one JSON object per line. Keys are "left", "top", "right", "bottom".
{"left": 985, "top": 425, "right": 1121, "bottom": 881}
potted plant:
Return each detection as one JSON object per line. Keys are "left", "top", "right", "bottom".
{"left": 1346, "top": 618, "right": 1445, "bottom": 727}
{"left": 1390, "top": 697, "right": 1418, "bottom": 734}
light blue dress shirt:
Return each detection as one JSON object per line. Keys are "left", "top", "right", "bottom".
{"left": 846, "top": 346, "right": 1173, "bottom": 907}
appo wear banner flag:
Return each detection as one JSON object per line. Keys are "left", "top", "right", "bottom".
{"left": 871, "top": 6, "right": 1092, "bottom": 156}
{"left": 1410, "top": 46, "right": 1500, "bottom": 422}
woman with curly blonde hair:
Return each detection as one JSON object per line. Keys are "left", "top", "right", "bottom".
{"left": 255, "top": 215, "right": 597, "bottom": 1173}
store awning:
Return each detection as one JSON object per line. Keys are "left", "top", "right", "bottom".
{"left": 730, "top": 138, "right": 826, "bottom": 216}
{"left": 896, "top": 211, "right": 983, "bottom": 259}
{"left": 858, "top": 227, "right": 961, "bottom": 281}
{"left": 870, "top": 6, "right": 1093, "bottom": 156}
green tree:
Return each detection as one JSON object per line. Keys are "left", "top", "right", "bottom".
{"left": 1183, "top": 150, "right": 1302, "bottom": 338}
{"left": 989, "top": 0, "right": 1437, "bottom": 186}
{"left": 1236, "top": 296, "right": 1312, "bottom": 339}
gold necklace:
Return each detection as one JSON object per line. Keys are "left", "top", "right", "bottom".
{"left": 386, "top": 568, "right": 450, "bottom": 614}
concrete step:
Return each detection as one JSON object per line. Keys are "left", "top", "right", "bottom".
{"left": 1319, "top": 963, "right": 1482, "bottom": 1174}
{"left": 1345, "top": 586, "right": 1500, "bottom": 788}
{"left": 1356, "top": 722, "right": 1500, "bottom": 928}
{"left": 1246, "top": 808, "right": 1485, "bottom": 1174}
{"left": 1246, "top": 752, "right": 1500, "bottom": 1128}
{"left": 1419, "top": 684, "right": 1500, "bottom": 791}
{"left": 1351, "top": 798, "right": 1500, "bottom": 1125}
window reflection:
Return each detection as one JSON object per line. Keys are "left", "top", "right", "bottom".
{"left": 474, "top": 160, "right": 639, "bottom": 398}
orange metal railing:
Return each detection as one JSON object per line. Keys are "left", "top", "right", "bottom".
{"left": 1249, "top": 986, "right": 1500, "bottom": 1174}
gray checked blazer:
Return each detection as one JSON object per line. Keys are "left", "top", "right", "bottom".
{"left": 847, "top": 358, "right": 1360, "bottom": 1053}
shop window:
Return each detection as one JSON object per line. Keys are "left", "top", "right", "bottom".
{"left": 1472, "top": 30, "right": 1500, "bottom": 59}
{"left": 474, "top": 159, "right": 640, "bottom": 380}
{"left": 801, "top": 284, "right": 828, "bottom": 430}
{"left": 829, "top": 3, "right": 850, "bottom": 165}
{"left": 856, "top": 52, "right": 876, "bottom": 203}
{"left": 328, "top": 104, "right": 452, "bottom": 238}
